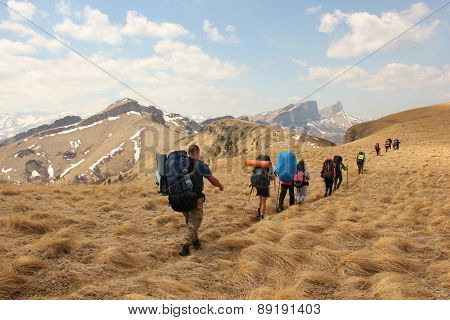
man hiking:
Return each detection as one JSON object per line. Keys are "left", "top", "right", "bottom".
{"left": 374, "top": 142, "right": 380, "bottom": 156}
{"left": 179, "top": 144, "right": 224, "bottom": 257}
{"left": 385, "top": 139, "right": 390, "bottom": 153}
{"left": 321, "top": 158, "right": 334, "bottom": 197}
{"left": 356, "top": 151, "right": 366, "bottom": 175}
{"left": 250, "top": 155, "right": 274, "bottom": 221}
{"left": 333, "top": 155, "right": 347, "bottom": 191}
{"left": 294, "top": 159, "right": 309, "bottom": 204}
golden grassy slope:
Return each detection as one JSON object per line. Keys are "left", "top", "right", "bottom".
{"left": 0, "top": 104, "right": 449, "bottom": 299}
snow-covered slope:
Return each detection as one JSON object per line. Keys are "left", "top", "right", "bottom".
{"left": 0, "top": 98, "right": 201, "bottom": 184}
{"left": 0, "top": 111, "right": 76, "bottom": 141}
{"left": 252, "top": 101, "right": 361, "bottom": 144}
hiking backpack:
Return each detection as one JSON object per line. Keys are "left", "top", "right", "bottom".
{"left": 250, "top": 155, "right": 271, "bottom": 189}
{"left": 275, "top": 151, "right": 297, "bottom": 182}
{"left": 165, "top": 151, "right": 198, "bottom": 212}
{"left": 357, "top": 152, "right": 365, "bottom": 165}
{"left": 322, "top": 159, "right": 334, "bottom": 179}
{"left": 155, "top": 154, "right": 168, "bottom": 195}
{"left": 294, "top": 170, "right": 305, "bottom": 188}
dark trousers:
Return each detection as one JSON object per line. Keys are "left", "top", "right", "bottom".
{"left": 279, "top": 183, "right": 294, "bottom": 209}
{"left": 324, "top": 177, "right": 333, "bottom": 197}
{"left": 334, "top": 173, "right": 343, "bottom": 191}
{"left": 376, "top": 148, "right": 380, "bottom": 155}
{"left": 358, "top": 163, "right": 364, "bottom": 174}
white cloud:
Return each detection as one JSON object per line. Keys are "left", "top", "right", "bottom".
{"left": 202, "top": 19, "right": 238, "bottom": 44}
{"left": 306, "top": 5, "right": 322, "bottom": 15}
{"left": 301, "top": 63, "right": 450, "bottom": 93}
{"left": 319, "top": 3, "right": 441, "bottom": 59}
{"left": 55, "top": 0, "right": 71, "bottom": 16}
{"left": 122, "top": 10, "right": 190, "bottom": 39}
{"left": 53, "top": 6, "right": 122, "bottom": 44}
{"left": 292, "top": 58, "right": 307, "bottom": 67}
{"left": 301, "top": 65, "right": 368, "bottom": 82}
{"left": 6, "top": 0, "right": 36, "bottom": 21}
{"left": 354, "top": 63, "right": 450, "bottom": 92}
{"left": 53, "top": 6, "right": 191, "bottom": 44}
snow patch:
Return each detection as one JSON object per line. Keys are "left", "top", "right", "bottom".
{"left": 130, "top": 128, "right": 145, "bottom": 163}
{"left": 127, "top": 111, "right": 141, "bottom": 116}
{"left": 70, "top": 139, "right": 81, "bottom": 149}
{"left": 108, "top": 133, "right": 112, "bottom": 138}
{"left": 108, "top": 116, "right": 120, "bottom": 121}
{"left": 46, "top": 120, "right": 104, "bottom": 137}
{"left": 89, "top": 143, "right": 125, "bottom": 171}
{"left": 60, "top": 159, "right": 85, "bottom": 178}
{"left": 31, "top": 170, "right": 41, "bottom": 178}
{"left": 1, "top": 167, "right": 13, "bottom": 174}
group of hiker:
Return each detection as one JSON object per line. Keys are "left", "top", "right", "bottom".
{"left": 156, "top": 137, "right": 400, "bottom": 256}
{"left": 376, "top": 138, "right": 400, "bottom": 154}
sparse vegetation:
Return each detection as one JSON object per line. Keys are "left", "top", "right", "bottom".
{"left": 0, "top": 104, "right": 448, "bottom": 299}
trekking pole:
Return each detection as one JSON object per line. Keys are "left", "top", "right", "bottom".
{"left": 346, "top": 165, "right": 349, "bottom": 189}
{"left": 243, "top": 186, "right": 254, "bottom": 212}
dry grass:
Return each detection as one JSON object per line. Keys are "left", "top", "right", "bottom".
{"left": 0, "top": 104, "right": 448, "bottom": 299}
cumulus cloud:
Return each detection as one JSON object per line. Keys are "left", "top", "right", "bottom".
{"left": 203, "top": 19, "right": 238, "bottom": 44}
{"left": 319, "top": 3, "right": 441, "bottom": 59}
{"left": 6, "top": 0, "right": 36, "bottom": 21}
{"left": 53, "top": 6, "right": 191, "bottom": 44}
{"left": 122, "top": 11, "right": 190, "bottom": 39}
{"left": 301, "top": 63, "right": 450, "bottom": 93}
{"left": 306, "top": 5, "right": 322, "bottom": 15}
{"left": 55, "top": 0, "right": 71, "bottom": 16}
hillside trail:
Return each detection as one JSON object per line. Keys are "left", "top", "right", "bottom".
{"left": 0, "top": 106, "right": 448, "bottom": 300}
{"left": 64, "top": 111, "right": 448, "bottom": 300}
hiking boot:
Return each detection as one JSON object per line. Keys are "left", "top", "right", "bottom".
{"left": 192, "top": 240, "right": 201, "bottom": 250}
{"left": 256, "top": 208, "right": 261, "bottom": 220}
{"left": 276, "top": 206, "right": 283, "bottom": 213}
{"left": 179, "top": 245, "right": 190, "bottom": 257}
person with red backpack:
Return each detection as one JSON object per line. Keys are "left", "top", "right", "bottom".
{"left": 321, "top": 158, "right": 335, "bottom": 197}
{"left": 250, "top": 155, "right": 274, "bottom": 221}
{"left": 375, "top": 143, "right": 380, "bottom": 155}
{"left": 294, "top": 159, "right": 309, "bottom": 204}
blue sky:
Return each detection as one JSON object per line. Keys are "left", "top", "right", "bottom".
{"left": 0, "top": 0, "right": 449, "bottom": 119}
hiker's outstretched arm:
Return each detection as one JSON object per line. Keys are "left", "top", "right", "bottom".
{"left": 207, "top": 175, "right": 224, "bottom": 191}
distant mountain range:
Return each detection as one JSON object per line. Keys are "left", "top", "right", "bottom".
{"left": 252, "top": 101, "right": 361, "bottom": 144}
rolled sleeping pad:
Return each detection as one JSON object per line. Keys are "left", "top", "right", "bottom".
{"left": 245, "top": 159, "right": 270, "bottom": 168}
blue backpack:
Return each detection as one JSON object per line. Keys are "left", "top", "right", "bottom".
{"left": 275, "top": 151, "right": 297, "bottom": 182}
{"left": 165, "top": 151, "right": 197, "bottom": 212}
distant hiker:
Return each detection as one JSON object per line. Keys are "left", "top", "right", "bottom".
{"left": 321, "top": 158, "right": 335, "bottom": 197}
{"left": 250, "top": 155, "right": 274, "bottom": 220}
{"left": 388, "top": 138, "right": 392, "bottom": 149}
{"left": 275, "top": 151, "right": 297, "bottom": 212}
{"left": 385, "top": 139, "right": 390, "bottom": 152}
{"left": 375, "top": 143, "right": 380, "bottom": 156}
{"left": 356, "top": 151, "right": 366, "bottom": 175}
{"left": 294, "top": 159, "right": 309, "bottom": 204}
{"left": 393, "top": 139, "right": 400, "bottom": 150}
{"left": 333, "top": 155, "right": 347, "bottom": 191}
{"left": 166, "top": 145, "right": 223, "bottom": 257}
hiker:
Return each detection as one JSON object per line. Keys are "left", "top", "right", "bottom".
{"left": 275, "top": 151, "right": 297, "bottom": 212}
{"left": 385, "top": 139, "right": 390, "bottom": 152}
{"left": 321, "top": 158, "right": 334, "bottom": 197}
{"left": 333, "top": 155, "right": 347, "bottom": 191}
{"left": 374, "top": 143, "right": 380, "bottom": 155}
{"left": 388, "top": 138, "right": 393, "bottom": 149}
{"left": 294, "top": 159, "right": 309, "bottom": 204}
{"left": 177, "top": 145, "right": 224, "bottom": 257}
{"left": 356, "top": 151, "right": 366, "bottom": 175}
{"left": 250, "top": 155, "right": 274, "bottom": 220}
{"left": 393, "top": 139, "right": 400, "bottom": 150}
